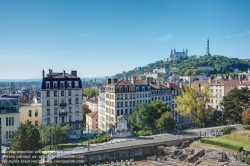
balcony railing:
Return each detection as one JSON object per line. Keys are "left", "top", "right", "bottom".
{"left": 60, "top": 103, "right": 67, "bottom": 109}
{"left": 59, "top": 112, "right": 67, "bottom": 116}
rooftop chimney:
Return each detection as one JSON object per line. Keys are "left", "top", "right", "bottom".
{"left": 114, "top": 78, "right": 118, "bottom": 83}
{"left": 42, "top": 69, "right": 45, "bottom": 79}
{"left": 239, "top": 75, "right": 242, "bottom": 81}
{"left": 158, "top": 80, "right": 160, "bottom": 88}
{"left": 71, "top": 70, "right": 77, "bottom": 77}
{"left": 49, "top": 69, "right": 53, "bottom": 76}
{"left": 108, "top": 78, "right": 111, "bottom": 84}
{"left": 63, "top": 70, "right": 66, "bottom": 78}
{"left": 146, "top": 77, "right": 150, "bottom": 85}
{"left": 229, "top": 75, "right": 232, "bottom": 80}
{"left": 131, "top": 77, "right": 134, "bottom": 84}
{"left": 208, "top": 77, "right": 211, "bottom": 83}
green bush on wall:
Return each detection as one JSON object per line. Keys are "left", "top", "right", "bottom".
{"left": 200, "top": 138, "right": 243, "bottom": 152}
{"left": 243, "top": 125, "right": 250, "bottom": 130}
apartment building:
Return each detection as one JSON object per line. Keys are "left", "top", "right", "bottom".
{"left": 41, "top": 69, "right": 83, "bottom": 136}
{"left": 98, "top": 92, "right": 106, "bottom": 131}
{"left": 85, "top": 97, "right": 98, "bottom": 112}
{"left": 19, "top": 103, "right": 42, "bottom": 126}
{"left": 0, "top": 94, "right": 20, "bottom": 144}
{"left": 192, "top": 76, "right": 239, "bottom": 110}
{"left": 86, "top": 111, "right": 98, "bottom": 131}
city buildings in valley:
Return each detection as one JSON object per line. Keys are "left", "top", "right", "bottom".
{"left": 41, "top": 69, "right": 83, "bottom": 136}
{"left": 0, "top": 94, "right": 20, "bottom": 144}
{"left": 86, "top": 111, "right": 98, "bottom": 131}
{"left": 19, "top": 103, "right": 42, "bottom": 126}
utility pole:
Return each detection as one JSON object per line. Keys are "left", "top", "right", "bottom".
{"left": 87, "top": 125, "right": 89, "bottom": 152}
{"left": 54, "top": 125, "right": 56, "bottom": 151}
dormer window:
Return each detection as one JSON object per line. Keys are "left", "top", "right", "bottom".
{"left": 142, "top": 87, "right": 145, "bottom": 91}
{"left": 136, "top": 87, "right": 139, "bottom": 92}
{"left": 53, "top": 82, "right": 57, "bottom": 88}
{"left": 60, "top": 82, "right": 64, "bottom": 88}
{"left": 67, "top": 81, "right": 71, "bottom": 88}
{"left": 46, "top": 82, "right": 50, "bottom": 89}
{"left": 75, "top": 81, "right": 79, "bottom": 88}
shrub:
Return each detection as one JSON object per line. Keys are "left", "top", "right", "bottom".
{"left": 200, "top": 138, "right": 243, "bottom": 152}
{"left": 244, "top": 125, "right": 250, "bottom": 130}
{"left": 220, "top": 126, "right": 236, "bottom": 135}
{"left": 137, "top": 130, "right": 153, "bottom": 136}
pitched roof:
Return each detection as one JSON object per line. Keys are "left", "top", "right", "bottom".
{"left": 150, "top": 82, "right": 181, "bottom": 90}
{"left": 45, "top": 73, "right": 78, "bottom": 79}
{"left": 192, "top": 79, "right": 240, "bottom": 85}
{"left": 86, "top": 111, "right": 98, "bottom": 118}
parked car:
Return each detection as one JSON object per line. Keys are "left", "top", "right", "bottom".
{"left": 82, "top": 131, "right": 95, "bottom": 139}
{"left": 68, "top": 134, "right": 80, "bottom": 140}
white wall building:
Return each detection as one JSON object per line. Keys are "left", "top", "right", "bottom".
{"left": 41, "top": 69, "right": 83, "bottom": 136}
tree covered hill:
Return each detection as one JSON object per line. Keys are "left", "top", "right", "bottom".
{"left": 114, "top": 55, "right": 250, "bottom": 79}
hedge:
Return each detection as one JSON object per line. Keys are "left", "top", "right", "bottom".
{"left": 244, "top": 125, "right": 250, "bottom": 130}
{"left": 200, "top": 138, "right": 243, "bottom": 152}
{"left": 220, "top": 126, "right": 236, "bottom": 135}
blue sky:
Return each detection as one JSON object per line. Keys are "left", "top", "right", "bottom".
{"left": 0, "top": 0, "right": 250, "bottom": 79}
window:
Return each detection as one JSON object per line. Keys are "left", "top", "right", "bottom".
{"left": 117, "top": 110, "right": 120, "bottom": 115}
{"left": 117, "top": 94, "right": 120, "bottom": 100}
{"left": 68, "top": 90, "right": 71, "bottom": 96}
{"left": 120, "top": 94, "right": 123, "bottom": 99}
{"left": 53, "top": 82, "right": 57, "bottom": 88}
{"left": 46, "top": 91, "right": 50, "bottom": 97}
{"left": 28, "top": 110, "right": 32, "bottom": 117}
{"left": 61, "top": 91, "right": 64, "bottom": 96}
{"left": 35, "top": 121, "right": 38, "bottom": 126}
{"left": 69, "top": 107, "right": 72, "bottom": 113}
{"left": 0, "top": 118, "right": 1, "bottom": 127}
{"left": 61, "top": 98, "right": 65, "bottom": 103}
{"left": 75, "top": 81, "right": 79, "bottom": 88}
{"left": 130, "top": 109, "right": 132, "bottom": 114}
{"left": 47, "top": 100, "right": 50, "bottom": 106}
{"left": 133, "top": 101, "right": 135, "bottom": 106}
{"left": 76, "top": 115, "right": 79, "bottom": 121}
{"left": 125, "top": 109, "right": 128, "bottom": 114}
{"left": 130, "top": 101, "right": 132, "bottom": 106}
{"left": 136, "top": 87, "right": 139, "bottom": 91}
{"left": 162, "top": 97, "right": 164, "bottom": 101}
{"left": 6, "top": 117, "right": 8, "bottom": 126}
{"left": 54, "top": 91, "right": 57, "bottom": 97}
{"left": 125, "top": 94, "right": 128, "bottom": 99}
{"left": 121, "top": 109, "right": 123, "bottom": 115}
{"left": 47, "top": 118, "right": 50, "bottom": 125}
{"left": 125, "top": 101, "right": 128, "bottom": 107}
{"left": 47, "top": 109, "right": 50, "bottom": 115}
{"left": 54, "top": 99, "right": 57, "bottom": 106}
{"left": 46, "top": 82, "right": 50, "bottom": 89}
{"left": 75, "top": 90, "right": 79, "bottom": 96}
{"left": 75, "top": 98, "right": 79, "bottom": 104}
{"left": 9, "top": 131, "right": 12, "bottom": 139}
{"left": 68, "top": 81, "right": 72, "bottom": 88}
{"left": 54, "top": 108, "right": 57, "bottom": 114}
{"left": 9, "top": 118, "right": 11, "bottom": 126}
{"left": 117, "top": 102, "right": 120, "bottom": 107}
{"left": 54, "top": 117, "right": 58, "bottom": 123}
{"left": 76, "top": 107, "right": 79, "bottom": 113}
{"left": 69, "top": 116, "right": 72, "bottom": 122}
{"left": 60, "top": 82, "right": 64, "bottom": 88}
{"left": 68, "top": 99, "right": 72, "bottom": 104}
{"left": 6, "top": 131, "right": 8, "bottom": 139}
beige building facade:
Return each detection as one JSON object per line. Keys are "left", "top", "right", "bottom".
{"left": 86, "top": 111, "right": 98, "bottom": 131}
{"left": 19, "top": 104, "right": 42, "bottom": 126}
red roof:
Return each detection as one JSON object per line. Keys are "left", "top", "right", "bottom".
{"left": 86, "top": 111, "right": 98, "bottom": 118}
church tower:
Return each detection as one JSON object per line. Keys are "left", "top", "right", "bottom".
{"left": 205, "top": 37, "right": 211, "bottom": 56}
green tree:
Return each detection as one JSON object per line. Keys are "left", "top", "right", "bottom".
{"left": 9, "top": 120, "right": 42, "bottom": 166}
{"left": 39, "top": 123, "right": 71, "bottom": 147}
{"left": 221, "top": 87, "right": 250, "bottom": 124}
{"left": 242, "top": 108, "right": 250, "bottom": 125}
{"left": 82, "top": 88, "right": 99, "bottom": 98}
{"left": 82, "top": 104, "right": 92, "bottom": 126}
{"left": 150, "top": 100, "right": 171, "bottom": 119}
{"left": 11, "top": 120, "right": 42, "bottom": 151}
{"left": 175, "top": 84, "right": 215, "bottom": 127}
{"left": 156, "top": 112, "right": 175, "bottom": 133}
{"left": 129, "top": 102, "right": 158, "bottom": 131}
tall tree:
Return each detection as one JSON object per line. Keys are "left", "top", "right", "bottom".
{"left": 175, "top": 84, "right": 215, "bottom": 127}
{"left": 82, "top": 104, "right": 92, "bottom": 126}
{"left": 11, "top": 120, "right": 42, "bottom": 151}
{"left": 82, "top": 88, "right": 99, "bottom": 98}
{"left": 39, "top": 123, "right": 71, "bottom": 147}
{"left": 150, "top": 100, "right": 171, "bottom": 119}
{"left": 221, "top": 87, "right": 250, "bottom": 124}
{"left": 242, "top": 108, "right": 250, "bottom": 125}
{"left": 156, "top": 112, "right": 175, "bottom": 133}
{"left": 129, "top": 102, "right": 158, "bottom": 131}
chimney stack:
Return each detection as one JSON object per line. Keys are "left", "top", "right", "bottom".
{"left": 107, "top": 78, "right": 111, "bottom": 84}
{"left": 208, "top": 77, "right": 211, "bottom": 83}
{"left": 42, "top": 69, "right": 45, "bottom": 79}
{"left": 49, "top": 69, "right": 52, "bottom": 76}
{"left": 146, "top": 77, "right": 150, "bottom": 85}
{"left": 114, "top": 78, "right": 118, "bottom": 83}
{"left": 229, "top": 75, "right": 232, "bottom": 80}
{"left": 239, "top": 75, "right": 242, "bottom": 81}
{"left": 63, "top": 70, "right": 66, "bottom": 78}
{"left": 71, "top": 70, "right": 77, "bottom": 77}
{"left": 158, "top": 80, "right": 160, "bottom": 88}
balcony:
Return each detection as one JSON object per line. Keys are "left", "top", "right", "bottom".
{"left": 59, "top": 112, "right": 67, "bottom": 116}
{"left": 60, "top": 103, "right": 67, "bottom": 109}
